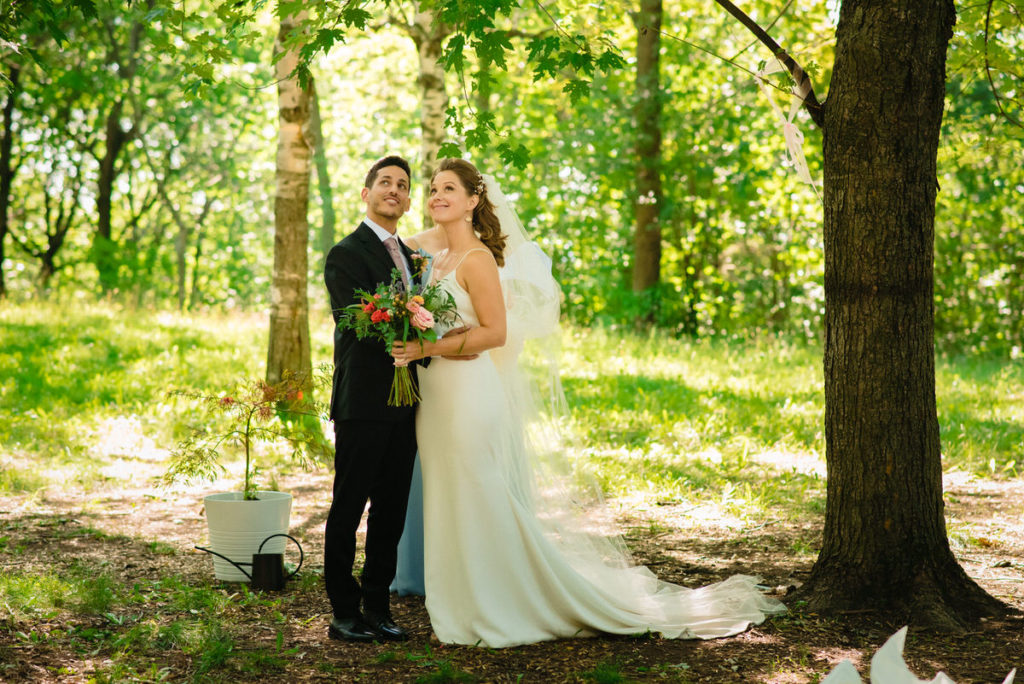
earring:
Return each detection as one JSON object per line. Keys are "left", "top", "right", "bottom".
{"left": 464, "top": 214, "right": 472, "bottom": 223}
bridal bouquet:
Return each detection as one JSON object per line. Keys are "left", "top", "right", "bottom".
{"left": 336, "top": 266, "right": 457, "bottom": 406}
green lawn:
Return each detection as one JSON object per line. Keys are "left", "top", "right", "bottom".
{"left": 2, "top": 302, "right": 1023, "bottom": 682}
{"left": 2, "top": 302, "right": 1022, "bottom": 508}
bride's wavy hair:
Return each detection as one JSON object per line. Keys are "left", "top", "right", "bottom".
{"left": 432, "top": 158, "right": 506, "bottom": 266}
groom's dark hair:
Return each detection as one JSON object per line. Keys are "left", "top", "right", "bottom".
{"left": 365, "top": 155, "right": 412, "bottom": 188}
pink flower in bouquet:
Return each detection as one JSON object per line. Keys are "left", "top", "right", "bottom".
{"left": 336, "top": 269, "right": 457, "bottom": 407}
{"left": 410, "top": 306, "right": 435, "bottom": 331}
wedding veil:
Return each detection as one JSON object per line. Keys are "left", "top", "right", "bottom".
{"left": 476, "top": 175, "right": 784, "bottom": 637}
{"left": 485, "top": 175, "right": 637, "bottom": 571}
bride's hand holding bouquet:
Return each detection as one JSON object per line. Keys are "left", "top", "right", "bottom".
{"left": 336, "top": 267, "right": 457, "bottom": 406}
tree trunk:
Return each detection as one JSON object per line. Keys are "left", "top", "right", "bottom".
{"left": 188, "top": 223, "right": 205, "bottom": 310}
{"left": 266, "top": 7, "right": 313, "bottom": 388}
{"left": 631, "top": 0, "right": 663, "bottom": 309}
{"left": 308, "top": 79, "right": 336, "bottom": 264}
{"left": 796, "top": 0, "right": 1006, "bottom": 628}
{"left": 36, "top": 193, "right": 77, "bottom": 295}
{"left": 410, "top": 5, "right": 450, "bottom": 229}
{"left": 94, "top": 98, "right": 131, "bottom": 292}
{"left": 174, "top": 220, "right": 188, "bottom": 311}
{"left": 0, "top": 64, "right": 19, "bottom": 299}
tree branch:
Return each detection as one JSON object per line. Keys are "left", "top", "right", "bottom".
{"left": 985, "top": 0, "right": 1023, "bottom": 129}
{"left": 711, "top": 0, "right": 825, "bottom": 129}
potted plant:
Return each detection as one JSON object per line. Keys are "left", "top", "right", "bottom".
{"left": 163, "top": 370, "right": 330, "bottom": 582}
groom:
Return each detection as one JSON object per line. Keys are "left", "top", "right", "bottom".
{"left": 323, "top": 155, "right": 421, "bottom": 642}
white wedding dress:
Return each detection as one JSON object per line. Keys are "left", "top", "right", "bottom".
{"left": 415, "top": 255, "right": 785, "bottom": 648}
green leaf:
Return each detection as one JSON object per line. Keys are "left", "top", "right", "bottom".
{"left": 497, "top": 142, "right": 530, "bottom": 170}
{"left": 73, "top": 0, "right": 98, "bottom": 20}
{"left": 341, "top": 7, "right": 372, "bottom": 29}
{"left": 312, "top": 28, "right": 346, "bottom": 53}
{"left": 473, "top": 31, "right": 514, "bottom": 69}
{"left": 276, "top": 0, "right": 306, "bottom": 18}
{"left": 465, "top": 126, "right": 492, "bottom": 149}
{"left": 563, "top": 78, "right": 591, "bottom": 104}
{"left": 527, "top": 35, "right": 561, "bottom": 79}
{"left": 595, "top": 49, "right": 625, "bottom": 73}
{"left": 194, "top": 62, "right": 215, "bottom": 81}
{"left": 444, "top": 106, "right": 464, "bottom": 136}
{"left": 561, "top": 42, "right": 595, "bottom": 76}
{"left": 441, "top": 33, "right": 467, "bottom": 73}
{"left": 437, "top": 142, "right": 463, "bottom": 159}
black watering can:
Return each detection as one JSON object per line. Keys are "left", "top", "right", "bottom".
{"left": 196, "top": 533, "right": 304, "bottom": 591}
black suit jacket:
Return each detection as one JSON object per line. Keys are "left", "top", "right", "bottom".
{"left": 325, "top": 222, "right": 423, "bottom": 423}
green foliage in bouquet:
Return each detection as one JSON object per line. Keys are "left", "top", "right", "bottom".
{"left": 336, "top": 267, "right": 459, "bottom": 406}
{"left": 162, "top": 369, "right": 332, "bottom": 500}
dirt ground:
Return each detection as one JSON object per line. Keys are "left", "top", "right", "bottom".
{"left": 1, "top": 464, "right": 1023, "bottom": 683}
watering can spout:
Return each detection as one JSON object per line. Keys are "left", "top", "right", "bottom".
{"left": 195, "top": 533, "right": 304, "bottom": 591}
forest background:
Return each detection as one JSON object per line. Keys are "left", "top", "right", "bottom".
{"left": 0, "top": 0, "right": 1020, "bottom": 354}
{"left": 2, "top": 0, "right": 1024, "bottom": 681}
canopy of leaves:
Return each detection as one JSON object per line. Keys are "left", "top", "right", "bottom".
{"left": 1, "top": 0, "right": 1021, "bottom": 354}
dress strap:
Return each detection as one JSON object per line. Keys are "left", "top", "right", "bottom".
{"left": 452, "top": 247, "right": 492, "bottom": 271}
{"left": 430, "top": 247, "right": 493, "bottom": 284}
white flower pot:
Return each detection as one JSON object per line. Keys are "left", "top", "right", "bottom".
{"left": 203, "top": 490, "right": 293, "bottom": 582}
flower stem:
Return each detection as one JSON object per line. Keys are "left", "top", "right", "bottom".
{"left": 388, "top": 367, "right": 421, "bottom": 407}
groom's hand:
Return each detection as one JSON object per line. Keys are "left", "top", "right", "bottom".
{"left": 442, "top": 326, "right": 479, "bottom": 360}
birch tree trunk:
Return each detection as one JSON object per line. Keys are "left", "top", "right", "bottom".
{"left": 409, "top": 5, "right": 450, "bottom": 228}
{"left": 631, "top": 0, "right": 663, "bottom": 310}
{"left": 797, "top": 0, "right": 1006, "bottom": 627}
{"left": 266, "top": 7, "right": 313, "bottom": 388}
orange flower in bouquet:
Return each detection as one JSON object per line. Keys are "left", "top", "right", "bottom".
{"left": 337, "top": 267, "right": 458, "bottom": 406}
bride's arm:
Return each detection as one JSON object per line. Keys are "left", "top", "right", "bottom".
{"left": 391, "top": 251, "right": 505, "bottom": 363}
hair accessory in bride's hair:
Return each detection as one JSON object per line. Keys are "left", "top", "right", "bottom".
{"left": 475, "top": 175, "right": 486, "bottom": 194}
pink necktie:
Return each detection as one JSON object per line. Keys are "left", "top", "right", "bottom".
{"left": 383, "top": 236, "right": 411, "bottom": 290}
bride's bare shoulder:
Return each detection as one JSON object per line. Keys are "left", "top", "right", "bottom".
{"left": 461, "top": 245, "right": 499, "bottom": 276}
{"left": 407, "top": 227, "right": 447, "bottom": 255}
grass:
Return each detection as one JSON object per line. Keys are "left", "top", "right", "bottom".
{"left": 1, "top": 302, "right": 1022, "bottom": 680}
{"left": 0, "top": 301, "right": 334, "bottom": 496}
{"left": 0, "top": 562, "right": 300, "bottom": 681}
{"left": 2, "top": 301, "right": 1022, "bottom": 511}
{"left": 577, "top": 657, "right": 629, "bottom": 683}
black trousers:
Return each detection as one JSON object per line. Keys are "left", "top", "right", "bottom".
{"left": 323, "top": 417, "right": 417, "bottom": 618}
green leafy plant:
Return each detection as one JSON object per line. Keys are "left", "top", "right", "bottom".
{"left": 162, "top": 370, "right": 331, "bottom": 500}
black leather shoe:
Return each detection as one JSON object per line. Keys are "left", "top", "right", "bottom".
{"left": 328, "top": 616, "right": 379, "bottom": 642}
{"left": 362, "top": 609, "right": 409, "bottom": 641}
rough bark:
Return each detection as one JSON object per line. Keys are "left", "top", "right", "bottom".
{"left": 408, "top": 4, "right": 450, "bottom": 229}
{"left": 631, "top": 0, "right": 663, "bottom": 304}
{"left": 266, "top": 7, "right": 313, "bottom": 388}
{"left": 795, "top": 0, "right": 1007, "bottom": 628}
{"left": 0, "top": 64, "right": 20, "bottom": 299}
{"left": 308, "top": 79, "right": 336, "bottom": 263}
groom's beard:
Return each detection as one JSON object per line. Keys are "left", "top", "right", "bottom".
{"left": 369, "top": 195, "right": 406, "bottom": 221}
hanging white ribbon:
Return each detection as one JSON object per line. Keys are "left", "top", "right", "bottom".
{"left": 755, "top": 57, "right": 822, "bottom": 202}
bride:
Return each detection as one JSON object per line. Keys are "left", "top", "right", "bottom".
{"left": 390, "top": 158, "right": 785, "bottom": 648}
